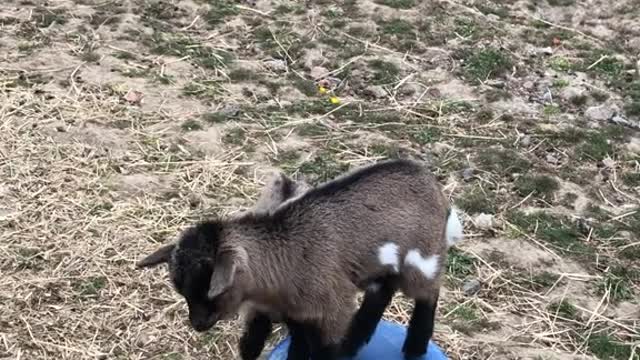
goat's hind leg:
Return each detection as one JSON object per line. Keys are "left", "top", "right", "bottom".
{"left": 239, "top": 312, "right": 273, "bottom": 360}
{"left": 341, "top": 275, "right": 398, "bottom": 357}
{"left": 402, "top": 293, "right": 439, "bottom": 360}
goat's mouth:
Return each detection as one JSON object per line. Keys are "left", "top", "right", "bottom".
{"left": 190, "top": 314, "right": 219, "bottom": 332}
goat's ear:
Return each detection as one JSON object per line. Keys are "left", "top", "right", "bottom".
{"left": 208, "top": 248, "right": 244, "bottom": 298}
{"left": 254, "top": 172, "right": 289, "bottom": 212}
{"left": 136, "top": 244, "right": 175, "bottom": 268}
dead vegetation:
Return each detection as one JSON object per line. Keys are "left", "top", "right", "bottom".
{"left": 0, "top": 0, "right": 638, "bottom": 359}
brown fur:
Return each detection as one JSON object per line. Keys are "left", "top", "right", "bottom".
{"left": 138, "top": 159, "right": 453, "bottom": 358}
{"left": 213, "top": 159, "right": 449, "bottom": 345}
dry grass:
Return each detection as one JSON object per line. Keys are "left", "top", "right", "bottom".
{"left": 1, "top": 0, "right": 639, "bottom": 359}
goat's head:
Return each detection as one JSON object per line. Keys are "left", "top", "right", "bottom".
{"left": 137, "top": 221, "right": 245, "bottom": 332}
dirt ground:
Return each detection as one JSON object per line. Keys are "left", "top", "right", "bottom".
{"left": 0, "top": 0, "right": 639, "bottom": 359}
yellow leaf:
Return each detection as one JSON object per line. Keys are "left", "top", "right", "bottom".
{"left": 318, "top": 86, "right": 327, "bottom": 94}
{"left": 329, "top": 96, "right": 340, "bottom": 104}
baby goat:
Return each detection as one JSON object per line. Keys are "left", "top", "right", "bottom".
{"left": 138, "top": 159, "right": 463, "bottom": 360}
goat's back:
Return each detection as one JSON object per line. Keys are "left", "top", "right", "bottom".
{"left": 275, "top": 160, "right": 449, "bottom": 288}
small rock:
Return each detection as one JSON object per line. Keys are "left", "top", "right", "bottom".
{"left": 546, "top": 153, "right": 559, "bottom": 165}
{"left": 520, "top": 135, "right": 532, "bottom": 147}
{"left": 486, "top": 79, "right": 505, "bottom": 89}
{"left": 135, "top": 331, "right": 153, "bottom": 347}
{"left": 310, "top": 66, "right": 328, "bottom": 80}
{"left": 539, "top": 47, "right": 554, "bottom": 56}
{"left": 474, "top": 213, "right": 494, "bottom": 230}
{"left": 264, "top": 59, "right": 287, "bottom": 72}
{"left": 541, "top": 88, "right": 553, "bottom": 104}
{"left": 187, "top": 193, "right": 202, "bottom": 208}
{"left": 628, "top": 38, "right": 640, "bottom": 51}
{"left": 575, "top": 217, "right": 592, "bottom": 235}
{"left": 610, "top": 115, "right": 630, "bottom": 126}
{"left": 431, "top": 142, "right": 452, "bottom": 154}
{"left": 522, "top": 81, "right": 535, "bottom": 90}
{"left": 219, "top": 103, "right": 240, "bottom": 117}
{"left": 363, "top": 85, "right": 387, "bottom": 99}
{"left": 602, "top": 157, "right": 616, "bottom": 168}
{"left": 462, "top": 168, "right": 474, "bottom": 181}
{"left": 559, "top": 87, "right": 582, "bottom": 102}
{"left": 123, "top": 90, "right": 144, "bottom": 105}
{"left": 625, "top": 137, "right": 640, "bottom": 154}
{"left": 585, "top": 105, "right": 615, "bottom": 122}
{"left": 426, "top": 88, "right": 442, "bottom": 98}
{"left": 462, "top": 279, "right": 482, "bottom": 296}
{"left": 399, "top": 82, "right": 421, "bottom": 96}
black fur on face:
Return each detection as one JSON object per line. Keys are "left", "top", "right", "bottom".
{"left": 169, "top": 221, "right": 227, "bottom": 332}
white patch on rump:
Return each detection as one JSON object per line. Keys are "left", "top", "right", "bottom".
{"left": 404, "top": 250, "right": 440, "bottom": 279}
{"left": 446, "top": 208, "right": 464, "bottom": 246}
{"left": 378, "top": 242, "right": 400, "bottom": 272}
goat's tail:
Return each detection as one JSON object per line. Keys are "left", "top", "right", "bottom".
{"left": 445, "top": 207, "right": 464, "bottom": 247}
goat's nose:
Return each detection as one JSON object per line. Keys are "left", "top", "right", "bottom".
{"left": 191, "top": 320, "right": 208, "bottom": 332}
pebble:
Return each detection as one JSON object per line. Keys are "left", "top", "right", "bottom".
{"left": 399, "top": 82, "right": 421, "bottom": 96}
{"left": 628, "top": 37, "right": 640, "bottom": 52}
{"left": 462, "top": 167, "right": 474, "bottom": 181}
{"left": 602, "top": 158, "right": 616, "bottom": 168}
{"left": 539, "top": 47, "right": 554, "bottom": 55}
{"left": 473, "top": 213, "right": 494, "bottom": 230}
{"left": 546, "top": 153, "right": 559, "bottom": 165}
{"left": 463, "top": 279, "right": 482, "bottom": 296}
{"left": 520, "top": 135, "right": 532, "bottom": 147}
{"left": 486, "top": 79, "right": 505, "bottom": 88}
{"left": 559, "top": 87, "right": 582, "bottom": 102}
{"left": 625, "top": 137, "right": 640, "bottom": 154}
{"left": 585, "top": 105, "right": 615, "bottom": 122}
{"left": 363, "top": 85, "right": 387, "bottom": 99}
{"left": 264, "top": 59, "right": 287, "bottom": 72}
{"left": 219, "top": 103, "right": 240, "bottom": 117}
{"left": 310, "top": 66, "right": 328, "bottom": 80}
{"left": 431, "top": 142, "right": 452, "bottom": 154}
{"left": 187, "top": 193, "right": 202, "bottom": 208}
{"left": 541, "top": 89, "right": 553, "bottom": 104}
{"left": 610, "top": 115, "right": 629, "bottom": 126}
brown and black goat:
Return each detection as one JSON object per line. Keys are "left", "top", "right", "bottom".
{"left": 138, "top": 159, "right": 463, "bottom": 360}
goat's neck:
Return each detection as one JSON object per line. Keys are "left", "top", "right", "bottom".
{"left": 227, "top": 222, "right": 293, "bottom": 305}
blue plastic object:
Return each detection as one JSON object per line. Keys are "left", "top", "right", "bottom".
{"left": 267, "top": 320, "right": 448, "bottom": 360}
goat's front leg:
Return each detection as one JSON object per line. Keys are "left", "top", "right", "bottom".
{"left": 341, "top": 276, "right": 398, "bottom": 357}
{"left": 284, "top": 319, "right": 311, "bottom": 360}
{"left": 402, "top": 293, "right": 439, "bottom": 360}
{"left": 239, "top": 311, "right": 273, "bottom": 360}
{"left": 303, "top": 323, "right": 339, "bottom": 360}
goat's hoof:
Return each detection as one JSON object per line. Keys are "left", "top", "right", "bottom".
{"left": 403, "top": 352, "right": 427, "bottom": 360}
{"left": 339, "top": 341, "right": 364, "bottom": 358}
{"left": 239, "top": 350, "right": 260, "bottom": 360}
